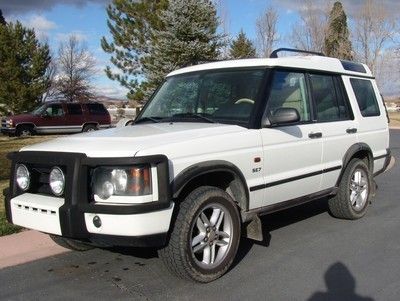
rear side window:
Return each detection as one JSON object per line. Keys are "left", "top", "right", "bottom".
{"left": 87, "top": 103, "right": 108, "bottom": 115}
{"left": 67, "top": 103, "right": 83, "bottom": 115}
{"left": 350, "top": 78, "right": 380, "bottom": 117}
{"left": 309, "top": 74, "right": 350, "bottom": 122}
{"left": 267, "top": 71, "right": 311, "bottom": 122}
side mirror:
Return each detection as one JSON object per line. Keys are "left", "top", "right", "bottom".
{"left": 267, "top": 108, "right": 300, "bottom": 126}
{"left": 41, "top": 111, "right": 50, "bottom": 118}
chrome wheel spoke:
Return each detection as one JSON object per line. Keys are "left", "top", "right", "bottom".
{"left": 215, "top": 240, "right": 228, "bottom": 246}
{"left": 196, "top": 217, "right": 206, "bottom": 233}
{"left": 193, "top": 242, "right": 207, "bottom": 253}
{"left": 210, "top": 244, "right": 216, "bottom": 264}
{"left": 200, "top": 212, "right": 211, "bottom": 227}
{"left": 217, "top": 230, "right": 229, "bottom": 239}
{"left": 209, "top": 208, "right": 221, "bottom": 226}
{"left": 202, "top": 245, "right": 211, "bottom": 264}
{"left": 192, "top": 233, "right": 205, "bottom": 247}
{"left": 216, "top": 211, "right": 225, "bottom": 229}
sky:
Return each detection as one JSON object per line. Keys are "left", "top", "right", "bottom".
{"left": 0, "top": 0, "right": 399, "bottom": 99}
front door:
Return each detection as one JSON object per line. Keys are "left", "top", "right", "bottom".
{"left": 255, "top": 70, "right": 323, "bottom": 209}
{"left": 37, "top": 103, "right": 66, "bottom": 134}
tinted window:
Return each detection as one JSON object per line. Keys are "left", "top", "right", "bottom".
{"left": 45, "top": 104, "right": 64, "bottom": 117}
{"left": 310, "top": 74, "right": 350, "bottom": 122}
{"left": 87, "top": 103, "right": 108, "bottom": 115}
{"left": 267, "top": 71, "right": 311, "bottom": 122}
{"left": 350, "top": 78, "right": 380, "bottom": 117}
{"left": 67, "top": 103, "right": 83, "bottom": 115}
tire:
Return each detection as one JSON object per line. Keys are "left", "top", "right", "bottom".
{"left": 49, "top": 235, "right": 94, "bottom": 251}
{"left": 16, "top": 125, "right": 34, "bottom": 137}
{"left": 82, "top": 124, "right": 98, "bottom": 132}
{"left": 328, "top": 158, "right": 372, "bottom": 220}
{"left": 158, "top": 186, "right": 241, "bottom": 283}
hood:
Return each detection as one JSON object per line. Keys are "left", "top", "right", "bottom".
{"left": 21, "top": 122, "right": 247, "bottom": 157}
{"left": 7, "top": 113, "right": 33, "bottom": 122}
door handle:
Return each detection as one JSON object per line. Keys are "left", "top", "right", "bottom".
{"left": 308, "top": 132, "right": 322, "bottom": 139}
{"left": 346, "top": 128, "right": 357, "bottom": 134}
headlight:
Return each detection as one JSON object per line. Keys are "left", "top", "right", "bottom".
{"left": 4, "top": 119, "right": 13, "bottom": 127}
{"left": 16, "top": 164, "right": 30, "bottom": 191}
{"left": 92, "top": 165, "right": 152, "bottom": 200}
{"left": 49, "top": 167, "right": 65, "bottom": 196}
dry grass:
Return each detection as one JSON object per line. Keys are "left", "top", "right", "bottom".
{"left": 0, "top": 135, "right": 54, "bottom": 236}
{"left": 389, "top": 112, "right": 400, "bottom": 127}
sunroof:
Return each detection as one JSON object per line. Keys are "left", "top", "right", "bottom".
{"left": 340, "top": 60, "right": 366, "bottom": 73}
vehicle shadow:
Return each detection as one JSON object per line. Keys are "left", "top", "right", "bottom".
{"left": 232, "top": 197, "right": 330, "bottom": 269}
{"left": 109, "top": 197, "right": 331, "bottom": 265}
{"left": 308, "top": 262, "right": 374, "bottom": 301}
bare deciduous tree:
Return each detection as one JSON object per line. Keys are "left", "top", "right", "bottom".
{"left": 56, "top": 35, "right": 96, "bottom": 102}
{"left": 353, "top": 0, "right": 396, "bottom": 74}
{"left": 289, "top": 0, "right": 329, "bottom": 53}
{"left": 256, "top": 6, "right": 279, "bottom": 57}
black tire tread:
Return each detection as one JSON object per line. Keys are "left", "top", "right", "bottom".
{"left": 328, "top": 158, "right": 371, "bottom": 220}
{"left": 158, "top": 186, "right": 240, "bottom": 283}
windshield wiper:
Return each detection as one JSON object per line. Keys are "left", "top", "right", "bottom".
{"left": 134, "top": 116, "right": 162, "bottom": 124}
{"left": 171, "top": 113, "right": 217, "bottom": 123}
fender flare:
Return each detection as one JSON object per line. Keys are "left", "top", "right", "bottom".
{"left": 336, "top": 143, "right": 373, "bottom": 186}
{"left": 171, "top": 160, "right": 249, "bottom": 210}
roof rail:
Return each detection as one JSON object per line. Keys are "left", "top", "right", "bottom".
{"left": 270, "top": 48, "right": 325, "bottom": 58}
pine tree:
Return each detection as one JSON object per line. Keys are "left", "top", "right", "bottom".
{"left": 324, "top": 1, "right": 353, "bottom": 60}
{"left": 0, "top": 9, "right": 6, "bottom": 25}
{"left": 101, "top": 0, "right": 168, "bottom": 102}
{"left": 0, "top": 22, "right": 51, "bottom": 114}
{"left": 146, "top": 0, "right": 224, "bottom": 90}
{"left": 229, "top": 30, "right": 256, "bottom": 59}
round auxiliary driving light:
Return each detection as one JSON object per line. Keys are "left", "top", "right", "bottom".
{"left": 16, "top": 164, "right": 30, "bottom": 191}
{"left": 49, "top": 167, "right": 65, "bottom": 196}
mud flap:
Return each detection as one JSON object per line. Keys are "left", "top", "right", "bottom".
{"left": 243, "top": 215, "right": 263, "bottom": 241}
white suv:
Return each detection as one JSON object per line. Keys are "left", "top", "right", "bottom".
{"left": 4, "top": 49, "right": 390, "bottom": 282}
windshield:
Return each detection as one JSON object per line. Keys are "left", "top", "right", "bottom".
{"left": 140, "top": 69, "right": 265, "bottom": 126}
{"left": 32, "top": 103, "right": 47, "bottom": 115}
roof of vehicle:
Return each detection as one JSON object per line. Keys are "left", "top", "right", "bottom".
{"left": 167, "top": 55, "right": 373, "bottom": 78}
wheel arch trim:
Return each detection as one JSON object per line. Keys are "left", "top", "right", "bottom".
{"left": 171, "top": 160, "right": 250, "bottom": 210}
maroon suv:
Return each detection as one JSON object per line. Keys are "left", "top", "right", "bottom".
{"left": 1, "top": 102, "right": 111, "bottom": 136}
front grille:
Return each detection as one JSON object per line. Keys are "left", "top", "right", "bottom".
{"left": 1, "top": 119, "right": 7, "bottom": 129}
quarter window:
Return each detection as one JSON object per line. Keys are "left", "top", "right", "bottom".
{"left": 310, "top": 74, "right": 350, "bottom": 122}
{"left": 87, "top": 103, "right": 108, "bottom": 115}
{"left": 350, "top": 78, "right": 380, "bottom": 117}
{"left": 267, "top": 71, "right": 311, "bottom": 122}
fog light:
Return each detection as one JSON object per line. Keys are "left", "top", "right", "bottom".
{"left": 49, "top": 167, "right": 65, "bottom": 196}
{"left": 93, "top": 215, "right": 102, "bottom": 228}
{"left": 16, "top": 164, "right": 30, "bottom": 191}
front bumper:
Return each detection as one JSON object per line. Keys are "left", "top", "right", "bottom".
{"left": 4, "top": 151, "right": 173, "bottom": 247}
{"left": 1, "top": 127, "right": 16, "bottom": 135}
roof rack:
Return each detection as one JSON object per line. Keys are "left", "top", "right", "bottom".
{"left": 270, "top": 48, "right": 325, "bottom": 58}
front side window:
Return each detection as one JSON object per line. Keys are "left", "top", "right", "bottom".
{"left": 140, "top": 69, "right": 265, "bottom": 126}
{"left": 45, "top": 104, "right": 64, "bottom": 117}
{"left": 350, "top": 78, "right": 380, "bottom": 117}
{"left": 266, "top": 71, "right": 311, "bottom": 122}
{"left": 310, "top": 74, "right": 350, "bottom": 122}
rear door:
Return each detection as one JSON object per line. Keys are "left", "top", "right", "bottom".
{"left": 256, "top": 70, "right": 323, "bottom": 209}
{"left": 308, "top": 73, "right": 358, "bottom": 190}
{"left": 65, "top": 103, "right": 85, "bottom": 133}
